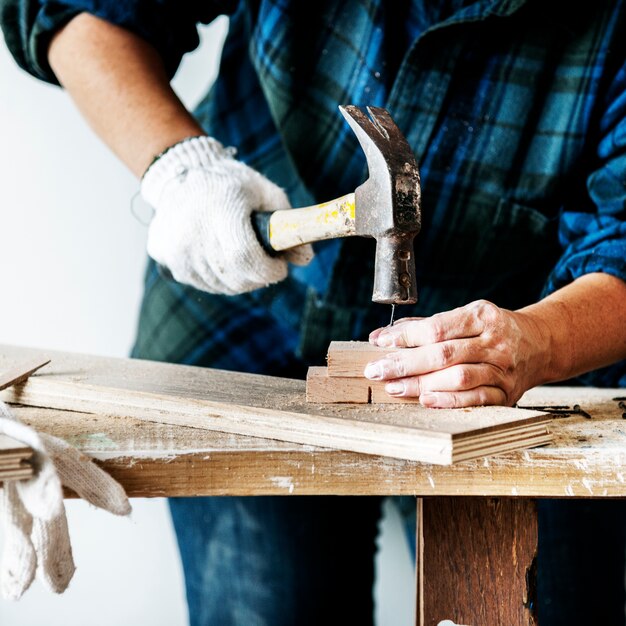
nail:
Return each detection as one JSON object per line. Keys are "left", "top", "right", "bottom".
{"left": 364, "top": 362, "right": 383, "bottom": 380}
{"left": 386, "top": 382, "right": 405, "bottom": 395}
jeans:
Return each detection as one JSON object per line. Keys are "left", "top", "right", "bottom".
{"left": 170, "top": 496, "right": 626, "bottom": 626}
{"left": 169, "top": 495, "right": 416, "bottom": 626}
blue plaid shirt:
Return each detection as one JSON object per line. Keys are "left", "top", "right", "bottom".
{"left": 3, "top": 0, "right": 626, "bottom": 385}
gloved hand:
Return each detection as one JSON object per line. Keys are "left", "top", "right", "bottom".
{"left": 0, "top": 400, "right": 131, "bottom": 599}
{"left": 141, "top": 136, "right": 314, "bottom": 295}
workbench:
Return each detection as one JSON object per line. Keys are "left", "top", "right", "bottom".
{"left": 3, "top": 347, "right": 626, "bottom": 625}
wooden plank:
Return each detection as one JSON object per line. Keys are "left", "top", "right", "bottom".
{"left": 0, "top": 345, "right": 550, "bottom": 465}
{"left": 307, "top": 366, "right": 422, "bottom": 404}
{"left": 7, "top": 385, "right": 626, "bottom": 498}
{"left": 417, "top": 497, "right": 537, "bottom": 626}
{"left": 327, "top": 340, "right": 399, "bottom": 377}
{"left": 0, "top": 358, "right": 50, "bottom": 392}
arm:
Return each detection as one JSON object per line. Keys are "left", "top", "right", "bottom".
{"left": 365, "top": 273, "right": 626, "bottom": 407}
{"left": 48, "top": 13, "right": 205, "bottom": 177}
{"left": 48, "top": 11, "right": 312, "bottom": 294}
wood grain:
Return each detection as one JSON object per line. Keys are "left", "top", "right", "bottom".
{"left": 4, "top": 383, "right": 626, "bottom": 498}
{"left": 306, "top": 366, "right": 421, "bottom": 404}
{"left": 306, "top": 366, "right": 370, "bottom": 403}
{"left": 418, "top": 497, "right": 537, "bottom": 626}
{"left": 327, "top": 341, "right": 398, "bottom": 377}
{"left": 0, "top": 345, "right": 551, "bottom": 466}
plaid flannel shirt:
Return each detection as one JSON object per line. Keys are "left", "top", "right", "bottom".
{"left": 2, "top": 0, "right": 626, "bottom": 385}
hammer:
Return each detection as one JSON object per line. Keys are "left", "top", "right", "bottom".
{"left": 252, "top": 105, "right": 422, "bottom": 305}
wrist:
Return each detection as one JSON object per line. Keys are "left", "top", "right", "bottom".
{"left": 141, "top": 136, "right": 236, "bottom": 206}
{"left": 515, "top": 299, "right": 573, "bottom": 385}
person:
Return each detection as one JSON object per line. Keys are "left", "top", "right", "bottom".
{"left": 2, "top": 1, "right": 626, "bottom": 624}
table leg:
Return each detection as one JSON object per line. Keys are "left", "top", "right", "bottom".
{"left": 415, "top": 497, "right": 538, "bottom": 626}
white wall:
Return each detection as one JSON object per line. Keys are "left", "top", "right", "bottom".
{"left": 0, "top": 17, "right": 413, "bottom": 625}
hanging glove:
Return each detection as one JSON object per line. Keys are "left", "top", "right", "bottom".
{"left": 141, "top": 135, "right": 314, "bottom": 295}
{"left": 0, "top": 400, "right": 131, "bottom": 599}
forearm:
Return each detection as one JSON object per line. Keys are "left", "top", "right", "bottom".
{"left": 518, "top": 272, "right": 626, "bottom": 384}
{"left": 48, "top": 13, "right": 205, "bottom": 177}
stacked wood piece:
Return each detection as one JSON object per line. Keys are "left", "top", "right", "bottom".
{"left": 0, "top": 435, "right": 33, "bottom": 480}
{"left": 307, "top": 341, "right": 420, "bottom": 403}
{"left": 0, "top": 358, "right": 49, "bottom": 482}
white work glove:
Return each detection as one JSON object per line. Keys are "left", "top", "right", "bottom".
{"left": 0, "top": 400, "right": 131, "bottom": 599}
{"left": 141, "top": 136, "right": 314, "bottom": 295}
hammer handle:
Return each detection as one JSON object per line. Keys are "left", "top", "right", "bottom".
{"left": 252, "top": 192, "right": 356, "bottom": 253}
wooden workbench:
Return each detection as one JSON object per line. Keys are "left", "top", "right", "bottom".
{"left": 3, "top": 347, "right": 626, "bottom": 625}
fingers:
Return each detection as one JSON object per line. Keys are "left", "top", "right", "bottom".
{"left": 364, "top": 339, "right": 490, "bottom": 380}
{"left": 284, "top": 243, "right": 315, "bottom": 266}
{"left": 32, "top": 509, "right": 75, "bottom": 594}
{"left": 419, "top": 387, "right": 508, "bottom": 408}
{"left": 383, "top": 364, "right": 506, "bottom": 398}
{"left": 368, "top": 317, "right": 424, "bottom": 344}
{"left": 0, "top": 482, "right": 36, "bottom": 600}
{"left": 41, "top": 433, "right": 131, "bottom": 517}
{"left": 370, "top": 300, "right": 502, "bottom": 348}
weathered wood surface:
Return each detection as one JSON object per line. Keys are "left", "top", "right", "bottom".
{"left": 2, "top": 383, "right": 625, "bottom": 498}
{"left": 417, "top": 497, "right": 537, "bottom": 626}
{"left": 0, "top": 345, "right": 550, "bottom": 465}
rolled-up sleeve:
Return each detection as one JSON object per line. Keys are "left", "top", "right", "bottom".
{"left": 0, "top": 0, "right": 239, "bottom": 84}
{"left": 543, "top": 58, "right": 626, "bottom": 386}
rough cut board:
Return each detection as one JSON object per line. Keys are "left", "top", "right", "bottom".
{"left": 0, "top": 345, "right": 551, "bottom": 465}
{"left": 4, "top": 386, "right": 625, "bottom": 498}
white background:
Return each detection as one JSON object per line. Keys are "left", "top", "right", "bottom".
{"left": 0, "top": 17, "right": 414, "bottom": 625}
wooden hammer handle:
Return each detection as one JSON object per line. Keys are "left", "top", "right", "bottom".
{"left": 252, "top": 192, "right": 356, "bottom": 253}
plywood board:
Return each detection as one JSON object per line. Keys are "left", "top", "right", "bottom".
{"left": 0, "top": 344, "right": 551, "bottom": 465}
{"left": 0, "top": 434, "right": 33, "bottom": 482}
{"left": 6, "top": 386, "right": 626, "bottom": 498}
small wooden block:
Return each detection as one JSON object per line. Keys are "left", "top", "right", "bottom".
{"left": 327, "top": 341, "right": 401, "bottom": 377}
{"left": 306, "top": 367, "right": 370, "bottom": 403}
{"left": 306, "top": 367, "right": 422, "bottom": 404}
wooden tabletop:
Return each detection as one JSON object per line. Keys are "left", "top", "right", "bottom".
{"left": 8, "top": 383, "right": 626, "bottom": 499}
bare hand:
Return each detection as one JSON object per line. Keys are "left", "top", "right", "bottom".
{"left": 364, "top": 300, "right": 550, "bottom": 408}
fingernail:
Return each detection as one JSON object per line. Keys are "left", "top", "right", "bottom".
{"left": 420, "top": 392, "right": 436, "bottom": 406}
{"left": 376, "top": 333, "right": 396, "bottom": 348}
{"left": 369, "top": 328, "right": 382, "bottom": 344}
{"left": 386, "top": 381, "right": 405, "bottom": 395}
{"left": 364, "top": 362, "right": 383, "bottom": 380}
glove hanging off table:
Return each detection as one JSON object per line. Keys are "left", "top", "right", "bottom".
{"left": 141, "top": 136, "right": 314, "bottom": 295}
{"left": 0, "top": 400, "right": 130, "bottom": 599}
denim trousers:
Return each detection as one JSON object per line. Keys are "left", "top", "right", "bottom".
{"left": 169, "top": 496, "right": 626, "bottom": 626}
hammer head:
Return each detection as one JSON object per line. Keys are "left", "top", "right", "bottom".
{"left": 339, "top": 105, "right": 421, "bottom": 305}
